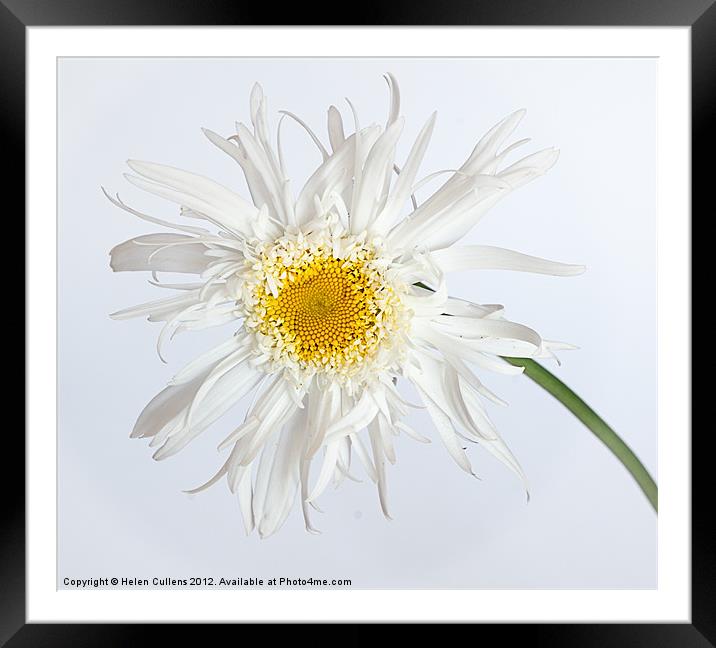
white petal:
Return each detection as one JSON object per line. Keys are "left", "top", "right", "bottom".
{"left": 385, "top": 111, "right": 560, "bottom": 251}
{"left": 327, "top": 105, "right": 345, "bottom": 152}
{"left": 376, "top": 414, "right": 396, "bottom": 465}
{"left": 412, "top": 321, "right": 526, "bottom": 375}
{"left": 461, "top": 385, "right": 529, "bottom": 495}
{"left": 463, "top": 109, "right": 526, "bottom": 174}
{"left": 220, "top": 417, "right": 260, "bottom": 456}
{"left": 416, "top": 385, "right": 474, "bottom": 475}
{"left": 305, "top": 382, "right": 342, "bottom": 457}
{"left": 294, "top": 133, "right": 361, "bottom": 225}
{"left": 498, "top": 148, "right": 560, "bottom": 188}
{"left": 300, "top": 454, "right": 321, "bottom": 535}
{"left": 429, "top": 315, "right": 542, "bottom": 357}
{"left": 367, "top": 420, "right": 392, "bottom": 519}
{"left": 350, "top": 118, "right": 404, "bottom": 234}
{"left": 307, "top": 440, "right": 340, "bottom": 502}
{"left": 110, "top": 290, "right": 201, "bottom": 321}
{"left": 279, "top": 110, "right": 329, "bottom": 161}
{"left": 102, "top": 188, "right": 208, "bottom": 236}
{"left": 237, "top": 469, "right": 255, "bottom": 534}
{"left": 256, "top": 408, "right": 306, "bottom": 538}
{"left": 395, "top": 420, "right": 431, "bottom": 444}
{"left": 202, "top": 129, "right": 274, "bottom": 220}
{"left": 170, "top": 334, "right": 246, "bottom": 385}
{"left": 126, "top": 160, "right": 258, "bottom": 230}
{"left": 409, "top": 351, "right": 487, "bottom": 443}
{"left": 349, "top": 432, "right": 378, "bottom": 481}
{"left": 185, "top": 347, "right": 253, "bottom": 424}
{"left": 384, "top": 72, "right": 401, "bottom": 127}
{"left": 251, "top": 435, "right": 276, "bottom": 531}
{"left": 234, "top": 123, "right": 294, "bottom": 225}
{"left": 152, "top": 363, "right": 262, "bottom": 460}
{"left": 372, "top": 112, "right": 436, "bottom": 235}
{"left": 238, "top": 382, "right": 303, "bottom": 467}
{"left": 431, "top": 245, "right": 585, "bottom": 276}
{"left": 324, "top": 390, "right": 380, "bottom": 441}
{"left": 131, "top": 371, "right": 207, "bottom": 440}
{"left": 110, "top": 234, "right": 210, "bottom": 274}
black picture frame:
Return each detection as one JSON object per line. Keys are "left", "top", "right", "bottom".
{"left": 6, "top": 0, "right": 702, "bottom": 643}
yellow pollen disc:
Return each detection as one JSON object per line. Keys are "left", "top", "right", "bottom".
{"left": 259, "top": 256, "right": 379, "bottom": 368}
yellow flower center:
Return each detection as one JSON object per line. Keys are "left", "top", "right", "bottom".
{"left": 259, "top": 255, "right": 380, "bottom": 368}
{"left": 241, "top": 231, "right": 409, "bottom": 383}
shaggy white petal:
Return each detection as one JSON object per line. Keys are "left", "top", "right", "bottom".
{"left": 126, "top": 160, "right": 258, "bottom": 236}
{"left": 431, "top": 245, "right": 586, "bottom": 276}
{"left": 349, "top": 432, "right": 378, "bottom": 481}
{"left": 152, "top": 363, "right": 263, "bottom": 461}
{"left": 201, "top": 128, "right": 281, "bottom": 226}
{"left": 254, "top": 406, "right": 306, "bottom": 537}
{"left": 464, "top": 109, "right": 526, "bottom": 173}
{"left": 131, "top": 370, "right": 209, "bottom": 440}
{"left": 384, "top": 72, "right": 401, "bottom": 127}
{"left": 170, "top": 334, "right": 247, "bottom": 385}
{"left": 324, "top": 389, "right": 380, "bottom": 442}
{"left": 327, "top": 105, "right": 345, "bottom": 152}
{"left": 461, "top": 383, "right": 529, "bottom": 495}
{"left": 234, "top": 123, "right": 294, "bottom": 225}
{"left": 109, "top": 290, "right": 204, "bottom": 321}
{"left": 367, "top": 419, "right": 392, "bottom": 519}
{"left": 102, "top": 188, "right": 209, "bottom": 236}
{"left": 372, "top": 112, "right": 436, "bottom": 235}
{"left": 350, "top": 118, "right": 404, "bottom": 234}
{"left": 299, "top": 453, "right": 321, "bottom": 534}
{"left": 304, "top": 382, "right": 342, "bottom": 457}
{"left": 307, "top": 440, "right": 341, "bottom": 502}
{"left": 294, "top": 132, "right": 362, "bottom": 224}
{"left": 498, "top": 147, "right": 560, "bottom": 189}
{"left": 237, "top": 469, "right": 255, "bottom": 534}
{"left": 412, "top": 321, "right": 526, "bottom": 374}
{"left": 185, "top": 346, "right": 254, "bottom": 426}
{"left": 429, "top": 315, "right": 542, "bottom": 357}
{"left": 279, "top": 110, "right": 330, "bottom": 161}
{"left": 410, "top": 351, "right": 491, "bottom": 443}
{"left": 110, "top": 233, "right": 210, "bottom": 274}
{"left": 417, "top": 385, "right": 474, "bottom": 476}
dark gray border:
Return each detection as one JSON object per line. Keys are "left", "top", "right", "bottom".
{"left": 8, "top": 0, "right": 704, "bottom": 643}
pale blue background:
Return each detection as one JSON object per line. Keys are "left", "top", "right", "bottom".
{"left": 58, "top": 57, "right": 657, "bottom": 589}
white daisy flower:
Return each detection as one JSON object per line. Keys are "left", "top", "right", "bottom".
{"left": 108, "top": 74, "right": 584, "bottom": 538}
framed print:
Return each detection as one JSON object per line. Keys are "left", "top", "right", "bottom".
{"left": 10, "top": 0, "right": 703, "bottom": 643}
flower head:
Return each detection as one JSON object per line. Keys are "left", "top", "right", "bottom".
{"left": 108, "top": 74, "right": 584, "bottom": 538}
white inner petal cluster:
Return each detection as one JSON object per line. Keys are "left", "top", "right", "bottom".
{"left": 238, "top": 226, "right": 411, "bottom": 386}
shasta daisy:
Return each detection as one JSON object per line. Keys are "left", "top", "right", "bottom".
{"left": 108, "top": 74, "right": 584, "bottom": 538}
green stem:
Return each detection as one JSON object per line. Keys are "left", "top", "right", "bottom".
{"left": 502, "top": 357, "right": 658, "bottom": 512}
